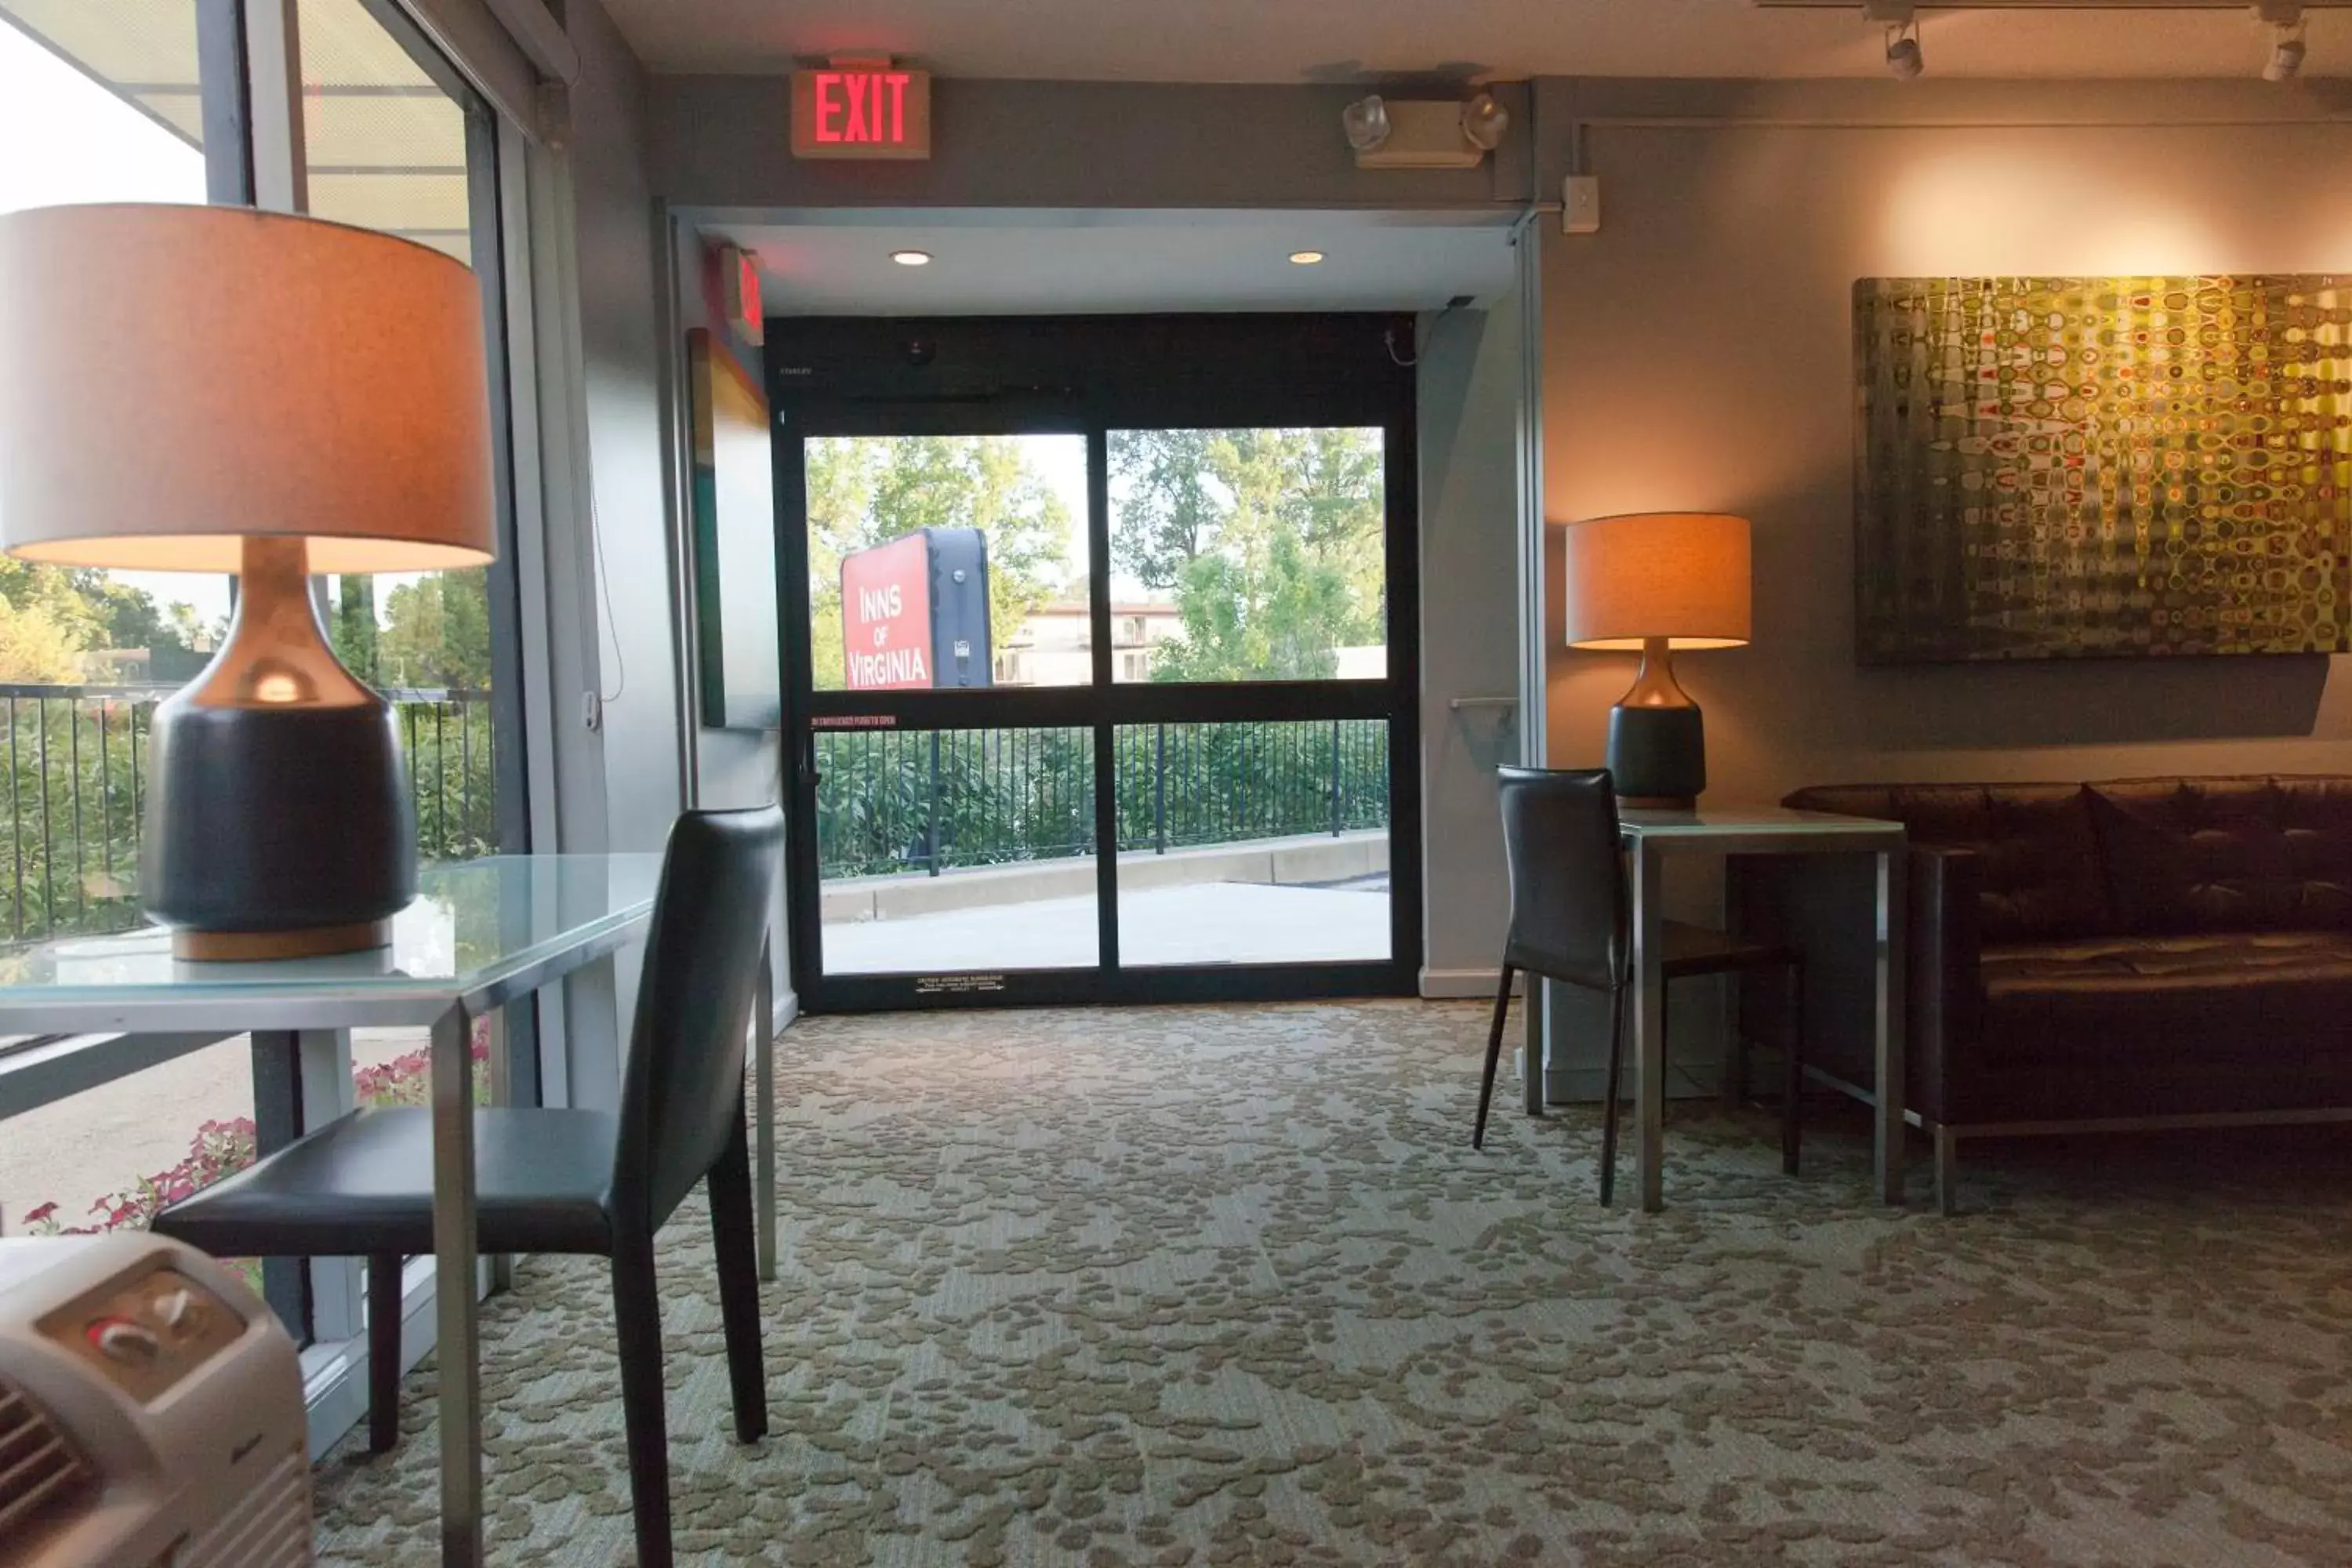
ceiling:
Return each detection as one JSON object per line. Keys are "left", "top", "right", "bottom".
{"left": 711, "top": 211, "right": 1522, "bottom": 316}
{"left": 604, "top": 0, "right": 2352, "bottom": 82}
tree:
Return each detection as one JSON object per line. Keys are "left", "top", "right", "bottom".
{"left": 1108, "top": 427, "right": 1385, "bottom": 682}
{"left": 376, "top": 570, "right": 492, "bottom": 691}
{"left": 803, "top": 436, "right": 1074, "bottom": 689}
{"left": 0, "top": 592, "right": 90, "bottom": 683}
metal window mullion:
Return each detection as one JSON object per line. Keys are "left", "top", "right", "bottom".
{"left": 194, "top": 0, "right": 254, "bottom": 204}
{"left": 241, "top": 0, "right": 307, "bottom": 214}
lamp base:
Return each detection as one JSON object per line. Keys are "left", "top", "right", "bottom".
{"left": 1606, "top": 702, "right": 1707, "bottom": 808}
{"left": 174, "top": 920, "right": 394, "bottom": 963}
{"left": 140, "top": 538, "right": 417, "bottom": 960}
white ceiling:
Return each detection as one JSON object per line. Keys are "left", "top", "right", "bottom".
{"left": 605, "top": 0, "right": 2352, "bottom": 82}
{"left": 711, "top": 210, "right": 1521, "bottom": 316}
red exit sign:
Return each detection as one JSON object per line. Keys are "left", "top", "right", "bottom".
{"left": 792, "top": 66, "right": 931, "bottom": 160}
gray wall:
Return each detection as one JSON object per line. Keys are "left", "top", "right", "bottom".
{"left": 671, "top": 223, "right": 793, "bottom": 1016}
{"left": 1537, "top": 78, "right": 2352, "bottom": 797}
{"left": 1415, "top": 289, "right": 1528, "bottom": 992}
{"left": 552, "top": 0, "right": 682, "bottom": 1105}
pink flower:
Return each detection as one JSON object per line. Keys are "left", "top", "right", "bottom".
{"left": 24, "top": 1202, "right": 57, "bottom": 1224}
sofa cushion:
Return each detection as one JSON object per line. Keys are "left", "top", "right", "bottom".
{"left": 1784, "top": 782, "right": 2111, "bottom": 943}
{"left": 1977, "top": 929, "right": 2352, "bottom": 1066}
{"left": 2088, "top": 777, "right": 2352, "bottom": 935}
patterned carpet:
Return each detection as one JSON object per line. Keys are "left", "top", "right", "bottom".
{"left": 312, "top": 1000, "right": 2352, "bottom": 1566}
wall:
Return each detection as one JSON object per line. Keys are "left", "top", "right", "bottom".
{"left": 1415, "top": 287, "right": 1529, "bottom": 993}
{"left": 550, "top": 0, "right": 682, "bottom": 1105}
{"left": 1539, "top": 78, "right": 2352, "bottom": 801}
{"left": 673, "top": 223, "right": 793, "bottom": 1017}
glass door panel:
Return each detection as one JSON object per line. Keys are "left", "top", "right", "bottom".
{"left": 804, "top": 434, "right": 1091, "bottom": 693}
{"left": 816, "top": 724, "right": 1099, "bottom": 976}
{"left": 1113, "top": 720, "right": 1390, "bottom": 967}
{"left": 1107, "top": 427, "right": 1388, "bottom": 684}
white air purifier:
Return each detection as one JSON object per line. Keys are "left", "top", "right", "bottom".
{"left": 0, "top": 1233, "right": 310, "bottom": 1567}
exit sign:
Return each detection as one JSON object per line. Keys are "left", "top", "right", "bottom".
{"left": 792, "top": 66, "right": 931, "bottom": 160}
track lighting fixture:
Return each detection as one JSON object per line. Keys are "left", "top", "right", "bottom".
{"left": 2263, "top": 5, "right": 2309, "bottom": 78}
{"left": 1866, "top": 0, "right": 1925, "bottom": 78}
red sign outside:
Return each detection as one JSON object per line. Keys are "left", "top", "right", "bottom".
{"left": 839, "top": 532, "right": 934, "bottom": 690}
{"left": 791, "top": 67, "right": 932, "bottom": 160}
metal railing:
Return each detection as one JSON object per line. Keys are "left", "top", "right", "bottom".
{"left": 0, "top": 684, "right": 497, "bottom": 942}
{"left": 815, "top": 719, "right": 1390, "bottom": 881}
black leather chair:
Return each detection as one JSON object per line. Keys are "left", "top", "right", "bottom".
{"left": 154, "top": 804, "right": 784, "bottom": 1568}
{"left": 1474, "top": 768, "right": 1806, "bottom": 1204}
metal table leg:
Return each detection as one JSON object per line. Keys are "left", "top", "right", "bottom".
{"left": 1632, "top": 839, "right": 1667, "bottom": 1213}
{"left": 755, "top": 936, "right": 776, "bottom": 1282}
{"left": 427, "top": 1003, "right": 484, "bottom": 1567}
{"left": 1872, "top": 847, "right": 1907, "bottom": 1206}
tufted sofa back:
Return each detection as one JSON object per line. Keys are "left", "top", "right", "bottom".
{"left": 2085, "top": 777, "right": 2352, "bottom": 935}
{"left": 1785, "top": 776, "right": 2352, "bottom": 943}
{"left": 1783, "top": 782, "right": 2113, "bottom": 944}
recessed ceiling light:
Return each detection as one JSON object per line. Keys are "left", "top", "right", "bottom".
{"left": 891, "top": 249, "right": 932, "bottom": 267}
{"left": 1289, "top": 250, "right": 1326, "bottom": 266}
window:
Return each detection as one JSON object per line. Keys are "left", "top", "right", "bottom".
{"left": 0, "top": 2, "right": 232, "bottom": 941}
{"left": 1122, "top": 651, "right": 1150, "bottom": 681}
{"left": 301, "top": 0, "right": 513, "bottom": 862}
{"left": 1108, "top": 427, "right": 1388, "bottom": 684}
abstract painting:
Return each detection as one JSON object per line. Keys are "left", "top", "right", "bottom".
{"left": 1853, "top": 276, "right": 2352, "bottom": 662}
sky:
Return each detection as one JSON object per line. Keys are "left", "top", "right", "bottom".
{"left": 0, "top": 19, "right": 237, "bottom": 628}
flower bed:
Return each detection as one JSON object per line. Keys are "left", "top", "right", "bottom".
{"left": 24, "top": 1025, "right": 492, "bottom": 1257}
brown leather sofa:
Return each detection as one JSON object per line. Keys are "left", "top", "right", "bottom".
{"left": 1762, "top": 775, "right": 2352, "bottom": 1212}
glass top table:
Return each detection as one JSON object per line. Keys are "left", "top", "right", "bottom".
{"left": 0, "top": 855, "right": 664, "bottom": 1035}
{"left": 0, "top": 853, "right": 667, "bottom": 1568}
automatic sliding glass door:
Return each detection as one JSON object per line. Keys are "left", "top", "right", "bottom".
{"left": 772, "top": 316, "right": 1420, "bottom": 1010}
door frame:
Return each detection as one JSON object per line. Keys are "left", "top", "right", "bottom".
{"left": 768, "top": 314, "right": 1422, "bottom": 1011}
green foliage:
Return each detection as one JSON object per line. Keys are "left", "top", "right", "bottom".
{"left": 1109, "top": 427, "right": 1385, "bottom": 682}
{"left": 377, "top": 570, "right": 493, "bottom": 691}
{"left": 0, "top": 593, "right": 90, "bottom": 684}
{"left": 804, "top": 437, "right": 1074, "bottom": 689}
{"left": 0, "top": 561, "right": 221, "bottom": 684}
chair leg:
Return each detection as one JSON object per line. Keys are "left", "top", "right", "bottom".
{"left": 1934, "top": 1125, "right": 1958, "bottom": 1217}
{"left": 707, "top": 1107, "right": 769, "bottom": 1443}
{"left": 1781, "top": 963, "right": 1804, "bottom": 1177}
{"left": 367, "top": 1253, "right": 403, "bottom": 1455}
{"left": 1598, "top": 985, "right": 1627, "bottom": 1207}
{"left": 610, "top": 1232, "right": 674, "bottom": 1568}
{"left": 1722, "top": 981, "right": 1748, "bottom": 1111}
{"left": 1473, "top": 962, "right": 1517, "bottom": 1149}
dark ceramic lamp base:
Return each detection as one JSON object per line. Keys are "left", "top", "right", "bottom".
{"left": 141, "top": 538, "right": 416, "bottom": 962}
{"left": 1605, "top": 636, "right": 1707, "bottom": 809}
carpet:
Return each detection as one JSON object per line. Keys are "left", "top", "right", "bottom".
{"left": 311, "top": 1000, "right": 2352, "bottom": 1566}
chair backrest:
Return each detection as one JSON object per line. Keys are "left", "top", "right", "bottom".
{"left": 611, "top": 804, "right": 785, "bottom": 1232}
{"left": 1496, "top": 766, "right": 1626, "bottom": 990}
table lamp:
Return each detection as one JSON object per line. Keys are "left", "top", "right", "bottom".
{"left": 0, "top": 205, "right": 495, "bottom": 959}
{"left": 1560, "top": 511, "right": 1750, "bottom": 809}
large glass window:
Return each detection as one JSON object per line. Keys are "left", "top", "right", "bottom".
{"left": 804, "top": 434, "right": 1092, "bottom": 692}
{"left": 0, "top": 2, "right": 230, "bottom": 942}
{"left": 302, "top": 0, "right": 506, "bottom": 861}
{"left": 1108, "top": 427, "right": 1388, "bottom": 684}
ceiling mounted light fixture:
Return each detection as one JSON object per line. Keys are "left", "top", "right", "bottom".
{"left": 1864, "top": 0, "right": 1924, "bottom": 76}
{"left": 1289, "top": 249, "right": 1326, "bottom": 265}
{"left": 2263, "top": 4, "right": 2309, "bottom": 78}
{"left": 890, "top": 249, "right": 932, "bottom": 267}
{"left": 1342, "top": 94, "right": 1391, "bottom": 152}
{"left": 1460, "top": 90, "right": 1511, "bottom": 151}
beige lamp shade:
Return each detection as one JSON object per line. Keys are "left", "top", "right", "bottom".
{"left": 0, "top": 203, "right": 495, "bottom": 573}
{"left": 1560, "top": 511, "right": 1751, "bottom": 651}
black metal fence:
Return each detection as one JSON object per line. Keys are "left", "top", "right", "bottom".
{"left": 0, "top": 684, "right": 497, "bottom": 942}
{"left": 815, "top": 719, "right": 1389, "bottom": 881}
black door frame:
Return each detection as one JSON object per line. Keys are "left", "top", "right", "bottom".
{"left": 768, "top": 314, "right": 1421, "bottom": 1011}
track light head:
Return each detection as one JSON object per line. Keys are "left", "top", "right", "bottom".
{"left": 2264, "top": 16, "right": 2308, "bottom": 80}
{"left": 1342, "top": 94, "right": 1391, "bottom": 152}
{"left": 1460, "top": 90, "right": 1510, "bottom": 151}
{"left": 1886, "top": 24, "right": 1925, "bottom": 79}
